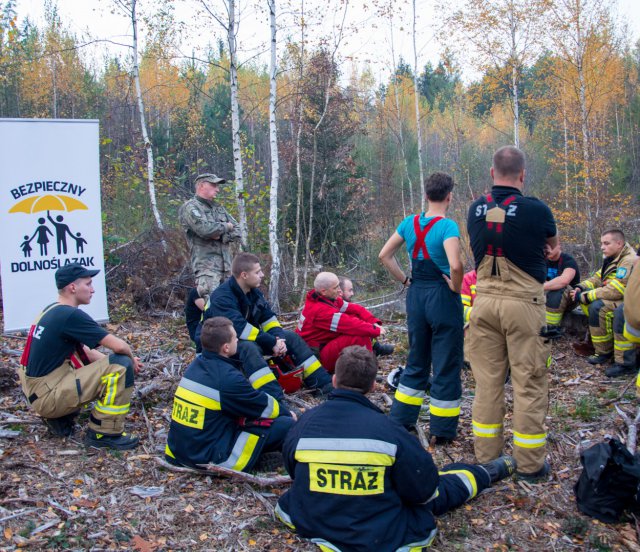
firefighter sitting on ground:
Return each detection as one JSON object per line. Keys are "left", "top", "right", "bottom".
{"left": 296, "top": 271, "right": 394, "bottom": 374}
{"left": 570, "top": 229, "right": 637, "bottom": 376}
{"left": 198, "top": 252, "right": 334, "bottom": 401}
{"left": 275, "top": 346, "right": 516, "bottom": 552}
{"left": 544, "top": 240, "right": 580, "bottom": 329}
{"left": 166, "top": 317, "right": 294, "bottom": 471}
{"left": 18, "top": 263, "right": 140, "bottom": 450}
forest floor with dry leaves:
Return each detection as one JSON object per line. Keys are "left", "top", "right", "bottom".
{"left": 1, "top": 310, "right": 640, "bottom": 552}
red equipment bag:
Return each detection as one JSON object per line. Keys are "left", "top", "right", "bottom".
{"left": 268, "top": 355, "right": 304, "bottom": 394}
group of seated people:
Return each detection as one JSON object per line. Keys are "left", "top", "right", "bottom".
{"left": 462, "top": 229, "right": 639, "bottom": 379}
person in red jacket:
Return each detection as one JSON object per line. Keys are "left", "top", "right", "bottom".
{"left": 297, "top": 272, "right": 394, "bottom": 373}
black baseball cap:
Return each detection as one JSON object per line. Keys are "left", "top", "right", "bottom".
{"left": 55, "top": 263, "right": 100, "bottom": 289}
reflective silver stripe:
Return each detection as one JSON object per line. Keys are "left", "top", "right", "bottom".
{"left": 397, "top": 383, "right": 427, "bottom": 399}
{"left": 339, "top": 301, "right": 349, "bottom": 313}
{"left": 297, "top": 355, "right": 320, "bottom": 370}
{"left": 452, "top": 472, "right": 474, "bottom": 497}
{"left": 472, "top": 421, "right": 501, "bottom": 435}
{"left": 249, "top": 367, "right": 275, "bottom": 385}
{"left": 239, "top": 323, "right": 259, "bottom": 340}
{"left": 296, "top": 437, "right": 397, "bottom": 457}
{"left": 513, "top": 433, "right": 546, "bottom": 447}
{"left": 396, "top": 528, "right": 438, "bottom": 551}
{"left": 626, "top": 323, "right": 640, "bottom": 339}
{"left": 330, "top": 313, "right": 342, "bottom": 332}
{"left": 430, "top": 398, "right": 461, "bottom": 409}
{"left": 219, "top": 431, "right": 253, "bottom": 469}
{"left": 274, "top": 503, "right": 295, "bottom": 529}
{"left": 178, "top": 377, "right": 220, "bottom": 402}
{"left": 425, "top": 488, "right": 438, "bottom": 503}
{"left": 260, "top": 394, "right": 278, "bottom": 418}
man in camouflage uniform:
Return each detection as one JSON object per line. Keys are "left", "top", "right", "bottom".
{"left": 179, "top": 174, "right": 242, "bottom": 299}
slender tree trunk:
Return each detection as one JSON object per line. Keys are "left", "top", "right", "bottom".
{"left": 292, "top": 0, "right": 305, "bottom": 290}
{"left": 227, "top": 0, "right": 248, "bottom": 247}
{"left": 267, "top": 0, "right": 281, "bottom": 310}
{"left": 412, "top": 0, "right": 426, "bottom": 211}
{"left": 512, "top": 63, "right": 519, "bottom": 148}
{"left": 131, "top": 0, "right": 166, "bottom": 248}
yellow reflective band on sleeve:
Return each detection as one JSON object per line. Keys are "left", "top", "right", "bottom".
{"left": 295, "top": 450, "right": 395, "bottom": 466}
{"left": 461, "top": 294, "right": 472, "bottom": 306}
{"left": 584, "top": 280, "right": 596, "bottom": 289}
{"left": 165, "top": 444, "right": 175, "bottom": 459}
{"left": 309, "top": 463, "right": 385, "bottom": 495}
{"left": 624, "top": 323, "right": 640, "bottom": 344}
{"left": 239, "top": 323, "right": 259, "bottom": 341}
{"left": 610, "top": 279, "right": 626, "bottom": 294}
{"left": 175, "top": 386, "right": 221, "bottom": 411}
{"left": 171, "top": 396, "right": 205, "bottom": 429}
{"left": 261, "top": 316, "right": 282, "bottom": 332}
{"left": 472, "top": 420, "right": 502, "bottom": 438}
{"left": 546, "top": 311, "right": 562, "bottom": 325}
{"left": 586, "top": 290, "right": 598, "bottom": 302}
{"left": 260, "top": 394, "right": 280, "bottom": 419}
{"left": 513, "top": 430, "right": 546, "bottom": 449}
{"left": 439, "top": 468, "right": 478, "bottom": 499}
{"left": 249, "top": 366, "right": 278, "bottom": 389}
{"left": 463, "top": 306, "right": 472, "bottom": 324}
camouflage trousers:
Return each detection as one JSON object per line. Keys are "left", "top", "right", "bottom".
{"left": 194, "top": 255, "right": 231, "bottom": 299}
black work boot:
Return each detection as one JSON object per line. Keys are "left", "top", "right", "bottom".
{"left": 84, "top": 430, "right": 139, "bottom": 450}
{"left": 605, "top": 363, "right": 637, "bottom": 378}
{"left": 480, "top": 455, "right": 517, "bottom": 483}
{"left": 587, "top": 352, "right": 613, "bottom": 365}
{"left": 373, "top": 341, "right": 395, "bottom": 357}
{"left": 42, "top": 412, "right": 78, "bottom": 437}
{"left": 515, "top": 460, "right": 550, "bottom": 483}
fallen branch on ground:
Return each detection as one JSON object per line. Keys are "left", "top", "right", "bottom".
{"left": 614, "top": 404, "right": 640, "bottom": 454}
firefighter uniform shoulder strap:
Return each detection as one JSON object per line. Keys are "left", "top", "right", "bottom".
{"left": 412, "top": 215, "right": 443, "bottom": 260}
{"left": 20, "top": 302, "right": 61, "bottom": 368}
{"left": 483, "top": 194, "right": 517, "bottom": 259}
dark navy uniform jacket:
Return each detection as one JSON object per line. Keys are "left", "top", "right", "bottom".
{"left": 165, "top": 350, "right": 285, "bottom": 471}
{"left": 276, "top": 389, "right": 441, "bottom": 552}
{"left": 200, "top": 277, "right": 285, "bottom": 350}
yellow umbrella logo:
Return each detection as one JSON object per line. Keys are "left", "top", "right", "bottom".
{"left": 9, "top": 194, "right": 88, "bottom": 214}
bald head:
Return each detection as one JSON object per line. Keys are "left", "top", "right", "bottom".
{"left": 314, "top": 272, "right": 341, "bottom": 300}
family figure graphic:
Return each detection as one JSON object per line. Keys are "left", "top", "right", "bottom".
{"left": 20, "top": 210, "right": 88, "bottom": 257}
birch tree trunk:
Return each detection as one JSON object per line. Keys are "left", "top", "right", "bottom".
{"left": 292, "top": 0, "right": 305, "bottom": 290}
{"left": 267, "top": 0, "right": 281, "bottom": 310}
{"left": 131, "top": 0, "right": 166, "bottom": 248}
{"left": 412, "top": 0, "right": 426, "bottom": 211}
{"left": 227, "top": 0, "right": 248, "bottom": 247}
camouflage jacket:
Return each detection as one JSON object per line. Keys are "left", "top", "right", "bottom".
{"left": 178, "top": 196, "right": 242, "bottom": 272}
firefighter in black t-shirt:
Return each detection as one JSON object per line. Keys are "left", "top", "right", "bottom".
{"left": 467, "top": 146, "right": 557, "bottom": 482}
{"left": 544, "top": 241, "right": 580, "bottom": 328}
{"left": 18, "top": 263, "right": 141, "bottom": 450}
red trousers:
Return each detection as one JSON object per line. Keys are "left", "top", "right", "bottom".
{"left": 320, "top": 335, "right": 373, "bottom": 373}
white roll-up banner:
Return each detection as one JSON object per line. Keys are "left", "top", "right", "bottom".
{"left": 0, "top": 119, "right": 108, "bottom": 332}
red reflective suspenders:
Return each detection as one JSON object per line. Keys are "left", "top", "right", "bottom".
{"left": 412, "top": 215, "right": 443, "bottom": 260}
{"left": 484, "top": 194, "right": 516, "bottom": 258}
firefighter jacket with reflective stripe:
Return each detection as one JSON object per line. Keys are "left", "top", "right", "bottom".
{"left": 296, "top": 290, "right": 381, "bottom": 347}
{"left": 624, "top": 262, "right": 640, "bottom": 343}
{"left": 165, "top": 350, "right": 286, "bottom": 471}
{"left": 577, "top": 243, "right": 636, "bottom": 303}
{"left": 277, "top": 389, "right": 440, "bottom": 552}
{"left": 205, "top": 277, "right": 285, "bottom": 350}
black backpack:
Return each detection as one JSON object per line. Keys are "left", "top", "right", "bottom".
{"left": 574, "top": 438, "right": 640, "bottom": 523}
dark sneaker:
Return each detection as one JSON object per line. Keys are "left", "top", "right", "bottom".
{"left": 587, "top": 353, "right": 613, "bottom": 365}
{"left": 43, "top": 412, "right": 77, "bottom": 437}
{"left": 605, "top": 363, "right": 637, "bottom": 378}
{"left": 84, "top": 430, "right": 139, "bottom": 450}
{"left": 515, "top": 460, "right": 550, "bottom": 483}
{"left": 387, "top": 366, "right": 404, "bottom": 390}
{"left": 480, "top": 455, "right": 517, "bottom": 483}
{"left": 253, "top": 451, "right": 284, "bottom": 472}
{"left": 373, "top": 342, "right": 395, "bottom": 357}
